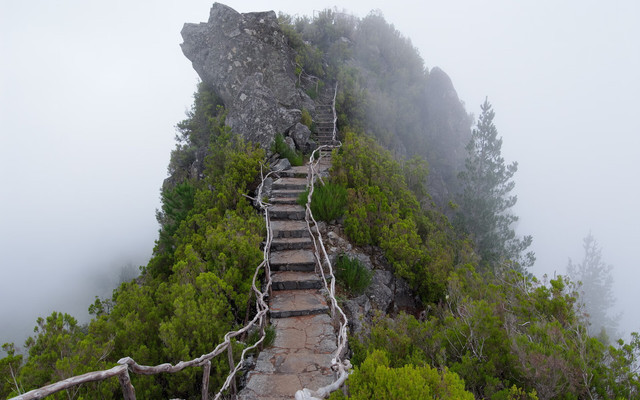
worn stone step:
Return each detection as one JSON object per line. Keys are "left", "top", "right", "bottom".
{"left": 277, "top": 166, "right": 308, "bottom": 178}
{"left": 269, "top": 290, "right": 328, "bottom": 318}
{"left": 270, "top": 249, "right": 316, "bottom": 271}
{"left": 269, "top": 204, "right": 305, "bottom": 220}
{"left": 271, "top": 237, "right": 313, "bottom": 251}
{"left": 270, "top": 189, "right": 304, "bottom": 199}
{"left": 271, "top": 220, "right": 308, "bottom": 238}
{"left": 237, "top": 314, "right": 336, "bottom": 399}
{"left": 270, "top": 197, "right": 300, "bottom": 205}
{"left": 272, "top": 271, "right": 323, "bottom": 290}
{"left": 273, "top": 177, "right": 307, "bottom": 191}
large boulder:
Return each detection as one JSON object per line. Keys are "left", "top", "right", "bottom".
{"left": 287, "top": 122, "right": 312, "bottom": 151}
{"left": 180, "top": 3, "right": 315, "bottom": 149}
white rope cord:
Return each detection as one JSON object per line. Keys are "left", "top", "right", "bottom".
{"left": 11, "top": 166, "right": 276, "bottom": 400}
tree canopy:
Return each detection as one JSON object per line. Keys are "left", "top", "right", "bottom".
{"left": 457, "top": 98, "right": 534, "bottom": 271}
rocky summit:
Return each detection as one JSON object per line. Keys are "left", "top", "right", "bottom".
{"left": 180, "top": 3, "right": 315, "bottom": 150}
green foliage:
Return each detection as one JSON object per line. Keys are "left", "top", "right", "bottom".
{"left": 335, "top": 254, "right": 372, "bottom": 295}
{"left": 333, "top": 349, "right": 473, "bottom": 399}
{"left": 331, "top": 131, "right": 461, "bottom": 303}
{"left": 16, "top": 312, "right": 117, "bottom": 399}
{"left": 301, "top": 108, "right": 312, "bottom": 129}
{"left": 457, "top": 99, "right": 534, "bottom": 272}
{"left": 567, "top": 232, "right": 618, "bottom": 338}
{"left": 297, "top": 182, "right": 348, "bottom": 222}
{"left": 169, "top": 82, "right": 224, "bottom": 181}
{"left": 1, "top": 343, "right": 23, "bottom": 398}
{"left": 271, "top": 133, "right": 303, "bottom": 166}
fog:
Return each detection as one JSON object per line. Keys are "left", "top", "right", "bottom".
{"left": 1, "top": 0, "right": 638, "bottom": 351}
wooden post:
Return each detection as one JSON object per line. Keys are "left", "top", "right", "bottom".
{"left": 118, "top": 368, "right": 136, "bottom": 400}
{"left": 201, "top": 360, "right": 211, "bottom": 400}
{"left": 227, "top": 344, "right": 237, "bottom": 395}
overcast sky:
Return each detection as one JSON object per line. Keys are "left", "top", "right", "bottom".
{"left": 1, "top": 0, "right": 638, "bottom": 348}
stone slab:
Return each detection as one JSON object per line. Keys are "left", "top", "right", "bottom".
{"left": 271, "top": 237, "right": 313, "bottom": 251}
{"left": 270, "top": 249, "right": 316, "bottom": 272}
{"left": 269, "top": 204, "right": 305, "bottom": 220}
{"left": 273, "top": 177, "right": 307, "bottom": 191}
{"left": 272, "top": 271, "right": 323, "bottom": 290}
{"left": 270, "top": 220, "right": 308, "bottom": 238}
{"left": 270, "top": 290, "right": 328, "bottom": 318}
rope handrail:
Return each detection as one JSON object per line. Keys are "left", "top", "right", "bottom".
{"left": 295, "top": 83, "right": 351, "bottom": 400}
{"left": 10, "top": 165, "right": 277, "bottom": 400}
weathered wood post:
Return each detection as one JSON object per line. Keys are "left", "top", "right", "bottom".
{"left": 118, "top": 368, "right": 136, "bottom": 400}
{"left": 201, "top": 360, "right": 211, "bottom": 400}
{"left": 227, "top": 344, "right": 237, "bottom": 394}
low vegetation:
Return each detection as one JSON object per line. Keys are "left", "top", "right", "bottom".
{"left": 297, "top": 182, "right": 348, "bottom": 222}
{"left": 271, "top": 133, "right": 303, "bottom": 166}
{"left": 335, "top": 254, "right": 372, "bottom": 295}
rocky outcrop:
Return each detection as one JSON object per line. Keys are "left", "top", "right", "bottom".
{"left": 322, "top": 224, "right": 423, "bottom": 337}
{"left": 423, "top": 67, "right": 473, "bottom": 206}
{"left": 180, "top": 3, "right": 315, "bottom": 150}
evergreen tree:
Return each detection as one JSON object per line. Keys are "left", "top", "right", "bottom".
{"left": 567, "top": 232, "right": 619, "bottom": 338}
{"left": 457, "top": 98, "right": 534, "bottom": 271}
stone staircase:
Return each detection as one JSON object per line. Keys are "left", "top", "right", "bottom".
{"left": 238, "top": 165, "right": 337, "bottom": 399}
{"left": 315, "top": 84, "right": 338, "bottom": 152}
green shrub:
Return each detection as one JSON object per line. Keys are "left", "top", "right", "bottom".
{"left": 298, "top": 182, "right": 348, "bottom": 221}
{"left": 329, "top": 350, "right": 473, "bottom": 400}
{"left": 335, "top": 254, "right": 372, "bottom": 295}
{"left": 271, "top": 133, "right": 303, "bottom": 166}
{"left": 301, "top": 108, "right": 312, "bottom": 129}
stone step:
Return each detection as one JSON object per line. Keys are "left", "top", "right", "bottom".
{"left": 277, "top": 166, "right": 308, "bottom": 178}
{"left": 270, "top": 189, "right": 304, "bottom": 199}
{"left": 272, "top": 271, "right": 323, "bottom": 290}
{"left": 271, "top": 237, "right": 313, "bottom": 251}
{"left": 271, "top": 220, "right": 308, "bottom": 238}
{"left": 269, "top": 290, "right": 329, "bottom": 318}
{"left": 272, "top": 177, "right": 307, "bottom": 191}
{"left": 237, "top": 314, "right": 336, "bottom": 399}
{"left": 269, "top": 204, "right": 305, "bottom": 220}
{"left": 270, "top": 197, "right": 300, "bottom": 205}
{"left": 270, "top": 249, "right": 316, "bottom": 272}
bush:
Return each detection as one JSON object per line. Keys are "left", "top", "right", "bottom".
{"left": 272, "top": 133, "right": 303, "bottom": 166}
{"left": 301, "top": 108, "right": 313, "bottom": 129}
{"left": 335, "top": 254, "right": 372, "bottom": 295}
{"left": 298, "top": 182, "right": 347, "bottom": 221}
{"left": 328, "top": 350, "right": 473, "bottom": 400}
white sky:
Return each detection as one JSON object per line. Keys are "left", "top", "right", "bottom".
{"left": 1, "top": 0, "right": 639, "bottom": 347}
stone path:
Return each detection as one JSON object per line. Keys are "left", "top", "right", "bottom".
{"left": 239, "top": 165, "right": 336, "bottom": 399}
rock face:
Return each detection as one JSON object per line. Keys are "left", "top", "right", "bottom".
{"left": 423, "top": 67, "right": 473, "bottom": 207}
{"left": 180, "top": 3, "right": 315, "bottom": 149}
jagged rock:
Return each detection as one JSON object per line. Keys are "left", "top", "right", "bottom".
{"left": 272, "top": 158, "right": 291, "bottom": 172}
{"left": 366, "top": 270, "right": 394, "bottom": 313}
{"left": 424, "top": 67, "right": 473, "bottom": 207}
{"left": 287, "top": 123, "right": 312, "bottom": 151}
{"left": 180, "top": 3, "right": 315, "bottom": 149}
{"left": 284, "top": 136, "right": 296, "bottom": 153}
{"left": 393, "top": 276, "right": 420, "bottom": 312}
{"left": 343, "top": 295, "right": 372, "bottom": 336}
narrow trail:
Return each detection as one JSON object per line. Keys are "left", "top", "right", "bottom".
{"left": 239, "top": 164, "right": 336, "bottom": 399}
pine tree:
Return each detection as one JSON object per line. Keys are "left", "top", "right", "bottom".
{"left": 567, "top": 233, "right": 619, "bottom": 338}
{"left": 457, "top": 98, "right": 534, "bottom": 271}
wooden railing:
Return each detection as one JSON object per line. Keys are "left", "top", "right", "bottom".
{"left": 10, "top": 166, "right": 276, "bottom": 400}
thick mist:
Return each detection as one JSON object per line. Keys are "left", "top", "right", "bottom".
{"left": 2, "top": 0, "right": 638, "bottom": 354}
